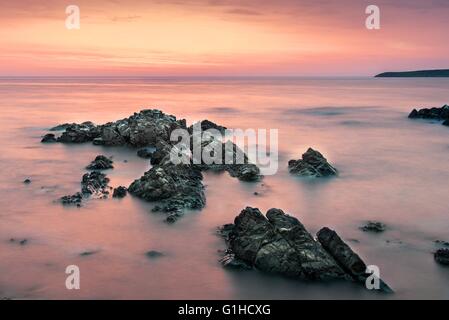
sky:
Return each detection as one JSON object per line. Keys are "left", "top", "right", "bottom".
{"left": 0, "top": 0, "right": 448, "bottom": 76}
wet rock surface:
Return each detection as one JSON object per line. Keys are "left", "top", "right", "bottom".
{"left": 434, "top": 249, "right": 449, "bottom": 266}
{"left": 288, "top": 148, "right": 338, "bottom": 177}
{"left": 219, "top": 207, "right": 393, "bottom": 292}
{"left": 360, "top": 221, "right": 386, "bottom": 233}
{"left": 60, "top": 172, "right": 111, "bottom": 206}
{"left": 86, "top": 155, "right": 114, "bottom": 170}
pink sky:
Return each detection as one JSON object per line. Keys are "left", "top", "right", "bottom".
{"left": 0, "top": 0, "right": 448, "bottom": 76}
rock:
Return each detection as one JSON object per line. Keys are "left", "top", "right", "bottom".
{"left": 48, "top": 109, "right": 186, "bottom": 147}
{"left": 222, "top": 207, "right": 347, "bottom": 280}
{"left": 81, "top": 171, "right": 110, "bottom": 195}
{"left": 60, "top": 192, "right": 83, "bottom": 206}
{"left": 128, "top": 163, "right": 205, "bottom": 222}
{"left": 220, "top": 207, "right": 393, "bottom": 292}
{"left": 86, "top": 155, "right": 114, "bottom": 170}
{"left": 9, "top": 238, "right": 28, "bottom": 245}
{"left": 23, "top": 179, "right": 31, "bottom": 184}
{"left": 145, "top": 250, "right": 164, "bottom": 259}
{"left": 288, "top": 148, "right": 338, "bottom": 177}
{"left": 443, "top": 119, "right": 449, "bottom": 126}
{"left": 360, "top": 221, "right": 386, "bottom": 233}
{"left": 50, "top": 123, "right": 78, "bottom": 131}
{"left": 434, "top": 248, "right": 449, "bottom": 265}
{"left": 41, "top": 133, "right": 57, "bottom": 143}
{"left": 137, "top": 148, "right": 154, "bottom": 159}
{"left": 112, "top": 186, "right": 127, "bottom": 198}
{"left": 408, "top": 104, "right": 449, "bottom": 121}
{"left": 317, "top": 227, "right": 393, "bottom": 293}
{"left": 435, "top": 240, "right": 449, "bottom": 247}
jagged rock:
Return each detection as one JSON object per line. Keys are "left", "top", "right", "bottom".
{"left": 81, "top": 171, "right": 110, "bottom": 195}
{"left": 128, "top": 162, "right": 205, "bottom": 222}
{"left": 288, "top": 148, "right": 338, "bottom": 177}
{"left": 112, "top": 186, "right": 127, "bottom": 198}
{"left": 317, "top": 227, "right": 393, "bottom": 293}
{"left": 360, "top": 221, "right": 386, "bottom": 233}
{"left": 220, "top": 207, "right": 393, "bottom": 293}
{"left": 86, "top": 155, "right": 113, "bottom": 170}
{"left": 41, "top": 133, "right": 57, "bottom": 143}
{"left": 46, "top": 109, "right": 187, "bottom": 147}
{"left": 408, "top": 104, "right": 449, "bottom": 121}
{"left": 223, "top": 207, "right": 347, "bottom": 279}
{"left": 60, "top": 192, "right": 83, "bottom": 206}
{"left": 435, "top": 249, "right": 449, "bottom": 265}
{"left": 137, "top": 148, "right": 154, "bottom": 159}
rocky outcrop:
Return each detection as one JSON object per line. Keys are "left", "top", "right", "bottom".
{"left": 86, "top": 155, "right": 114, "bottom": 170}
{"left": 219, "top": 207, "right": 393, "bottom": 292}
{"left": 288, "top": 148, "right": 338, "bottom": 177}
{"left": 434, "top": 249, "right": 449, "bottom": 266}
{"left": 44, "top": 109, "right": 187, "bottom": 147}
{"left": 408, "top": 105, "right": 449, "bottom": 123}
{"left": 360, "top": 221, "right": 386, "bottom": 233}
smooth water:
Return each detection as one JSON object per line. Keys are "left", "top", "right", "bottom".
{"left": 0, "top": 77, "right": 449, "bottom": 299}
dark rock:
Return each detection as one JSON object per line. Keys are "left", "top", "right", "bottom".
{"left": 317, "top": 227, "right": 393, "bottom": 293}
{"left": 145, "top": 250, "right": 164, "bottom": 259}
{"left": 435, "top": 240, "right": 449, "bottom": 247}
{"left": 220, "top": 207, "right": 393, "bottom": 292}
{"left": 128, "top": 162, "right": 205, "bottom": 221}
{"left": 408, "top": 104, "right": 449, "bottom": 121}
{"left": 223, "top": 207, "right": 347, "bottom": 280}
{"left": 60, "top": 192, "right": 83, "bottom": 206}
{"left": 288, "top": 148, "right": 338, "bottom": 177}
{"left": 50, "top": 123, "right": 78, "bottom": 131}
{"left": 57, "top": 121, "right": 101, "bottom": 143}
{"left": 360, "top": 221, "right": 386, "bottom": 233}
{"left": 112, "top": 186, "right": 127, "bottom": 198}
{"left": 41, "top": 133, "right": 57, "bottom": 143}
{"left": 443, "top": 119, "right": 449, "bottom": 126}
{"left": 435, "top": 248, "right": 449, "bottom": 265}
{"left": 81, "top": 171, "right": 110, "bottom": 195}
{"left": 86, "top": 155, "right": 113, "bottom": 170}
{"left": 23, "top": 179, "right": 31, "bottom": 184}
{"left": 137, "top": 148, "right": 154, "bottom": 159}
{"left": 9, "top": 238, "right": 28, "bottom": 245}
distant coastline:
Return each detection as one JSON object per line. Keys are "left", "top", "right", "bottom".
{"left": 375, "top": 69, "right": 449, "bottom": 78}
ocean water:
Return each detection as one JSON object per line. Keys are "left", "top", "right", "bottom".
{"left": 0, "top": 77, "right": 448, "bottom": 299}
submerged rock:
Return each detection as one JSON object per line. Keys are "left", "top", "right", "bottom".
{"left": 434, "top": 249, "right": 449, "bottom": 265}
{"left": 41, "top": 133, "right": 57, "bottom": 143}
{"left": 23, "top": 178, "right": 31, "bottom": 184}
{"left": 220, "top": 207, "right": 393, "bottom": 292}
{"left": 145, "top": 250, "right": 164, "bottom": 259}
{"left": 60, "top": 192, "right": 83, "bottom": 206}
{"left": 112, "top": 186, "right": 127, "bottom": 198}
{"left": 288, "top": 148, "right": 338, "bottom": 177}
{"left": 408, "top": 104, "right": 449, "bottom": 120}
{"left": 360, "top": 221, "right": 386, "bottom": 233}
{"left": 86, "top": 155, "right": 114, "bottom": 170}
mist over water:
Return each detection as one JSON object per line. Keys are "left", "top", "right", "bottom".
{"left": 1, "top": 77, "right": 449, "bottom": 299}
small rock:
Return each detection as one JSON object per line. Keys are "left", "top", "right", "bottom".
{"left": 60, "top": 192, "right": 83, "bottom": 206}
{"left": 145, "top": 250, "right": 164, "bottom": 259}
{"left": 23, "top": 179, "right": 31, "bottom": 184}
{"left": 434, "top": 248, "right": 449, "bottom": 265}
{"left": 360, "top": 221, "right": 386, "bottom": 233}
{"left": 86, "top": 155, "right": 113, "bottom": 170}
{"left": 41, "top": 133, "right": 57, "bottom": 143}
{"left": 112, "top": 186, "right": 127, "bottom": 198}
{"left": 80, "top": 250, "right": 99, "bottom": 256}
{"left": 288, "top": 148, "right": 338, "bottom": 177}
{"left": 253, "top": 191, "right": 259, "bottom": 196}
